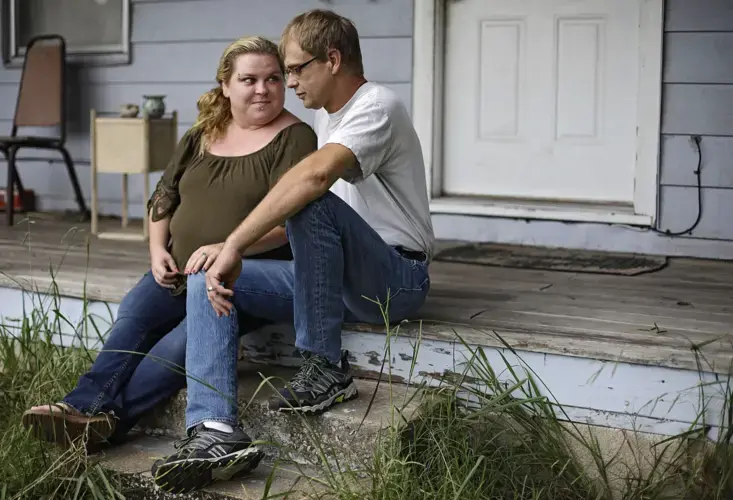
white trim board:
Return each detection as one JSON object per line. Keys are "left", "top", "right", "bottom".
{"left": 412, "top": 0, "right": 665, "bottom": 226}
{"left": 431, "top": 197, "right": 653, "bottom": 225}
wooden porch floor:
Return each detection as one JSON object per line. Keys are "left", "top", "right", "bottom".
{"left": 1, "top": 213, "right": 732, "bottom": 374}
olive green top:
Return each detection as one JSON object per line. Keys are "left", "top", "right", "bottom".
{"left": 147, "top": 122, "right": 318, "bottom": 294}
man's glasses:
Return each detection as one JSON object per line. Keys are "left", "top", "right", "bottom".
{"left": 285, "top": 56, "right": 318, "bottom": 77}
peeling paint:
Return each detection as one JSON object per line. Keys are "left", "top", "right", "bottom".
{"left": 364, "top": 350, "right": 381, "bottom": 366}
{"left": 351, "top": 368, "right": 406, "bottom": 384}
{"left": 432, "top": 347, "right": 451, "bottom": 355}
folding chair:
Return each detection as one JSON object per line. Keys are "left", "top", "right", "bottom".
{"left": 1, "top": 34, "right": 87, "bottom": 226}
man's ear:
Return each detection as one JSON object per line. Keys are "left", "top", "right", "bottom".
{"left": 327, "top": 48, "right": 341, "bottom": 75}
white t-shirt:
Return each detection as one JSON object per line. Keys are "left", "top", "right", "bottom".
{"left": 313, "top": 82, "right": 435, "bottom": 261}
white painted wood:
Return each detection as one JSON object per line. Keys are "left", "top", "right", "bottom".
{"left": 430, "top": 197, "right": 653, "bottom": 225}
{"left": 412, "top": 0, "right": 664, "bottom": 223}
{"left": 634, "top": 0, "right": 665, "bottom": 220}
{"left": 444, "top": 0, "right": 639, "bottom": 202}
{"left": 411, "top": 0, "right": 442, "bottom": 198}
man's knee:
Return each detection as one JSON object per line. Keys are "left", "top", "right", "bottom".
{"left": 186, "top": 272, "right": 208, "bottom": 301}
{"left": 287, "top": 191, "right": 343, "bottom": 232}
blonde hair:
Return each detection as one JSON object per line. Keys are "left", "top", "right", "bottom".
{"left": 280, "top": 9, "right": 364, "bottom": 77}
{"left": 193, "top": 36, "right": 285, "bottom": 155}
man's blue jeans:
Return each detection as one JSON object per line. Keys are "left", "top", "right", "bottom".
{"left": 184, "top": 191, "right": 431, "bottom": 431}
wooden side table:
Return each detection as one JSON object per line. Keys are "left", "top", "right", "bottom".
{"left": 89, "top": 108, "right": 178, "bottom": 240}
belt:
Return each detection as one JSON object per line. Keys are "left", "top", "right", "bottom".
{"left": 394, "top": 245, "right": 427, "bottom": 262}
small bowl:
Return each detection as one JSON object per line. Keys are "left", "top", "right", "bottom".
{"left": 119, "top": 104, "right": 139, "bottom": 118}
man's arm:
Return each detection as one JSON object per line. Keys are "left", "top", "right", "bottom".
{"left": 223, "top": 143, "right": 358, "bottom": 254}
{"left": 241, "top": 226, "right": 288, "bottom": 256}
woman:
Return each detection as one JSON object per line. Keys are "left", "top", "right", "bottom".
{"left": 21, "top": 35, "right": 318, "bottom": 450}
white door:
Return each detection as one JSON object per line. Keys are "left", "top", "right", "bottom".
{"left": 442, "top": 0, "right": 641, "bottom": 204}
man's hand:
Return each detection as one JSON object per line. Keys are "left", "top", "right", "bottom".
{"left": 185, "top": 242, "right": 224, "bottom": 274}
{"left": 150, "top": 246, "right": 178, "bottom": 289}
{"left": 204, "top": 243, "right": 241, "bottom": 317}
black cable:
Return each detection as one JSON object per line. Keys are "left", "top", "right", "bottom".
{"left": 655, "top": 135, "right": 703, "bottom": 237}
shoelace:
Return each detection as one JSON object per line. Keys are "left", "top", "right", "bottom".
{"left": 290, "top": 356, "right": 328, "bottom": 391}
{"left": 173, "top": 427, "right": 206, "bottom": 451}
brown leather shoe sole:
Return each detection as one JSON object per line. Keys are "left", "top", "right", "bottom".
{"left": 21, "top": 403, "right": 116, "bottom": 448}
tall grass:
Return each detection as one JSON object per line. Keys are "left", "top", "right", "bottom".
{"left": 264, "top": 303, "right": 733, "bottom": 500}
{"left": 0, "top": 286, "right": 125, "bottom": 499}
{"left": 0, "top": 217, "right": 125, "bottom": 499}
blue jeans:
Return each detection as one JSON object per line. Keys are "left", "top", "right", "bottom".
{"left": 184, "top": 191, "right": 430, "bottom": 431}
{"left": 62, "top": 246, "right": 292, "bottom": 440}
{"left": 63, "top": 271, "right": 188, "bottom": 438}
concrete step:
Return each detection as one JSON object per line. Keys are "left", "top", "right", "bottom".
{"left": 97, "top": 434, "right": 320, "bottom": 499}
{"left": 136, "top": 362, "right": 420, "bottom": 469}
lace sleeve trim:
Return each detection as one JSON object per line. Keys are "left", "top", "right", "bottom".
{"left": 147, "top": 181, "right": 180, "bottom": 222}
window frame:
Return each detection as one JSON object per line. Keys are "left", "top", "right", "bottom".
{"left": 3, "top": 0, "right": 131, "bottom": 67}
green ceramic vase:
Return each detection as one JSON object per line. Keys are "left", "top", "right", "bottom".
{"left": 142, "top": 95, "right": 166, "bottom": 119}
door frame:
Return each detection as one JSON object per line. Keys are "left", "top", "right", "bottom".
{"left": 412, "top": 0, "right": 665, "bottom": 226}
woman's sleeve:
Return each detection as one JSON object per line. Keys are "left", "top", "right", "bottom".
{"left": 146, "top": 128, "right": 200, "bottom": 222}
{"left": 268, "top": 123, "right": 319, "bottom": 189}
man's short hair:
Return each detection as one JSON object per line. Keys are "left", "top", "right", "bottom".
{"left": 280, "top": 9, "right": 364, "bottom": 77}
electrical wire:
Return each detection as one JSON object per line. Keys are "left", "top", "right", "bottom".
{"left": 654, "top": 135, "right": 703, "bottom": 237}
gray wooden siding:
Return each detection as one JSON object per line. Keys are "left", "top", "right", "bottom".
{"left": 659, "top": 0, "right": 733, "bottom": 240}
{"left": 0, "top": 0, "right": 412, "bottom": 216}
{"left": 1, "top": 0, "right": 731, "bottom": 250}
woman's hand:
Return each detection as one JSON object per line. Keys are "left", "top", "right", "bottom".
{"left": 185, "top": 243, "right": 224, "bottom": 274}
{"left": 204, "top": 242, "right": 241, "bottom": 317}
{"left": 150, "top": 246, "right": 179, "bottom": 289}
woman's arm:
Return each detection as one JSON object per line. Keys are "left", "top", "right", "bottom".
{"left": 148, "top": 211, "right": 171, "bottom": 255}
{"left": 146, "top": 128, "right": 199, "bottom": 263}
{"left": 148, "top": 210, "right": 180, "bottom": 286}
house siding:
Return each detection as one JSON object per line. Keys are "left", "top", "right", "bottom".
{"left": 0, "top": 0, "right": 732, "bottom": 258}
{"left": 0, "top": 0, "right": 412, "bottom": 218}
{"left": 659, "top": 0, "right": 733, "bottom": 241}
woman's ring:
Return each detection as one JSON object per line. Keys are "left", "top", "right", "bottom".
{"left": 201, "top": 252, "right": 207, "bottom": 258}
{"left": 207, "top": 286, "right": 214, "bottom": 292}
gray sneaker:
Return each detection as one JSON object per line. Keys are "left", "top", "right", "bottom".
{"left": 151, "top": 423, "right": 263, "bottom": 494}
{"left": 269, "top": 350, "right": 358, "bottom": 414}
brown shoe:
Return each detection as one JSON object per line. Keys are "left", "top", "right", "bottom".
{"left": 21, "top": 402, "right": 116, "bottom": 448}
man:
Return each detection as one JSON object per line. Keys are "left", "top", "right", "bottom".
{"left": 152, "top": 8, "right": 434, "bottom": 492}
